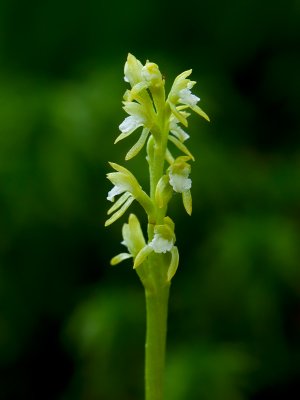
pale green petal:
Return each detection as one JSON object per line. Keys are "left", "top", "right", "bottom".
{"left": 105, "top": 196, "right": 134, "bottom": 227}
{"left": 110, "top": 253, "right": 132, "bottom": 266}
{"left": 124, "top": 53, "right": 143, "bottom": 86}
{"left": 176, "top": 105, "right": 190, "bottom": 111}
{"left": 125, "top": 128, "right": 150, "bottom": 160}
{"left": 107, "top": 192, "right": 132, "bottom": 215}
{"left": 133, "top": 245, "right": 153, "bottom": 269}
{"left": 168, "top": 135, "right": 195, "bottom": 161}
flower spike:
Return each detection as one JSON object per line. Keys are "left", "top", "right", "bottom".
{"left": 106, "top": 53, "right": 209, "bottom": 277}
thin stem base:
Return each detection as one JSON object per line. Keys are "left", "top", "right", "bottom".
{"left": 145, "top": 284, "right": 170, "bottom": 400}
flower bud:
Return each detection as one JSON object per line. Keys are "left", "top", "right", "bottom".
{"left": 124, "top": 53, "right": 143, "bottom": 86}
{"left": 141, "top": 62, "right": 163, "bottom": 86}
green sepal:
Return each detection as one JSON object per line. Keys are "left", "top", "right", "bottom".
{"left": 133, "top": 245, "right": 153, "bottom": 269}
{"left": 105, "top": 196, "right": 134, "bottom": 226}
{"left": 182, "top": 190, "right": 192, "bottom": 215}
{"left": 167, "top": 246, "right": 179, "bottom": 282}
{"left": 109, "top": 161, "right": 132, "bottom": 173}
{"left": 192, "top": 104, "right": 210, "bottom": 122}
{"left": 155, "top": 175, "right": 173, "bottom": 209}
{"left": 122, "top": 214, "right": 146, "bottom": 257}
{"left": 107, "top": 192, "right": 132, "bottom": 215}
{"left": 114, "top": 129, "right": 140, "bottom": 144}
{"left": 165, "top": 148, "right": 175, "bottom": 165}
{"left": 168, "top": 135, "right": 195, "bottom": 161}
{"left": 163, "top": 216, "right": 175, "bottom": 232}
{"left": 125, "top": 128, "right": 150, "bottom": 160}
{"left": 110, "top": 253, "right": 132, "bottom": 266}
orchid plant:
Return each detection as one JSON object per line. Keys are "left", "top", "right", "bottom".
{"left": 105, "top": 54, "right": 209, "bottom": 400}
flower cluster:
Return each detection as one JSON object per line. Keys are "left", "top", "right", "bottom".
{"left": 105, "top": 54, "right": 209, "bottom": 279}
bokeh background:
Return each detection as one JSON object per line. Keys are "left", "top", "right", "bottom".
{"left": 1, "top": 0, "right": 300, "bottom": 399}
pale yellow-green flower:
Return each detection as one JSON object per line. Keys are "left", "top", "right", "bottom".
{"left": 105, "top": 162, "right": 153, "bottom": 226}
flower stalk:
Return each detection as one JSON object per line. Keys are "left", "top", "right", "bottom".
{"left": 105, "top": 53, "right": 209, "bottom": 400}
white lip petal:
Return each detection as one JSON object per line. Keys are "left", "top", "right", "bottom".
{"left": 178, "top": 88, "right": 200, "bottom": 107}
{"left": 107, "top": 184, "right": 126, "bottom": 202}
{"left": 119, "top": 115, "right": 144, "bottom": 134}
{"left": 149, "top": 234, "right": 173, "bottom": 253}
{"left": 169, "top": 172, "right": 192, "bottom": 193}
{"left": 170, "top": 119, "right": 190, "bottom": 142}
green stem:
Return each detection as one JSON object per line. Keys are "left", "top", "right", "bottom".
{"left": 145, "top": 282, "right": 170, "bottom": 400}
{"left": 144, "top": 100, "right": 172, "bottom": 400}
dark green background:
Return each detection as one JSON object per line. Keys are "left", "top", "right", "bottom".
{"left": 0, "top": 0, "right": 299, "bottom": 399}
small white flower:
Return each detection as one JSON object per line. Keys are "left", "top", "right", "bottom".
{"left": 119, "top": 115, "right": 144, "bottom": 135}
{"left": 149, "top": 234, "right": 174, "bottom": 253}
{"left": 170, "top": 119, "right": 190, "bottom": 142}
{"left": 107, "top": 184, "right": 127, "bottom": 202}
{"left": 178, "top": 88, "right": 200, "bottom": 107}
{"left": 169, "top": 165, "right": 192, "bottom": 193}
